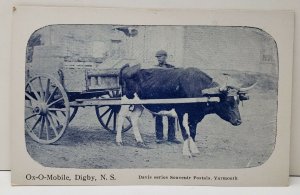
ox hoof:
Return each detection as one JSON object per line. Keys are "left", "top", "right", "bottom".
{"left": 136, "top": 142, "right": 147, "bottom": 148}
{"left": 116, "top": 142, "right": 123, "bottom": 146}
{"left": 188, "top": 137, "right": 199, "bottom": 154}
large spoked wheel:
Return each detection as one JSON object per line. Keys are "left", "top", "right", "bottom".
{"left": 25, "top": 74, "right": 70, "bottom": 144}
{"left": 95, "top": 90, "right": 132, "bottom": 134}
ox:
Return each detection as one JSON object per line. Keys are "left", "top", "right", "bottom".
{"left": 116, "top": 64, "right": 255, "bottom": 157}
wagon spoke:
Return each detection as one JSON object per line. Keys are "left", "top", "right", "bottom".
{"left": 49, "top": 112, "right": 62, "bottom": 126}
{"left": 47, "top": 115, "right": 59, "bottom": 137}
{"left": 25, "top": 105, "right": 33, "bottom": 109}
{"left": 45, "top": 117, "right": 50, "bottom": 140}
{"left": 113, "top": 111, "right": 117, "bottom": 130}
{"left": 46, "top": 86, "right": 58, "bottom": 104}
{"left": 28, "top": 82, "right": 41, "bottom": 101}
{"left": 52, "top": 127, "right": 59, "bottom": 137}
{"left": 38, "top": 77, "right": 44, "bottom": 100}
{"left": 31, "top": 115, "right": 42, "bottom": 131}
{"left": 25, "top": 92, "right": 37, "bottom": 102}
{"left": 100, "top": 107, "right": 111, "bottom": 118}
{"left": 25, "top": 113, "right": 37, "bottom": 121}
{"left": 60, "top": 110, "right": 66, "bottom": 117}
{"left": 106, "top": 110, "right": 113, "bottom": 127}
{"left": 48, "top": 108, "right": 66, "bottom": 112}
{"left": 45, "top": 78, "right": 50, "bottom": 101}
{"left": 39, "top": 116, "right": 45, "bottom": 138}
{"left": 48, "top": 97, "right": 63, "bottom": 108}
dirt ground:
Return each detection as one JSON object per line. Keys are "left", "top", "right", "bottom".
{"left": 26, "top": 92, "right": 277, "bottom": 169}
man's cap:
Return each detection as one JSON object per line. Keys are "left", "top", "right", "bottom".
{"left": 155, "top": 50, "right": 168, "bottom": 57}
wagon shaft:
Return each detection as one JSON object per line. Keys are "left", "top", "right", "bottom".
{"left": 70, "top": 97, "right": 220, "bottom": 107}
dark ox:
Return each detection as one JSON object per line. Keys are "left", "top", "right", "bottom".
{"left": 116, "top": 64, "right": 255, "bottom": 157}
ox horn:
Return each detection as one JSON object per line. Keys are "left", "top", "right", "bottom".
{"left": 239, "top": 82, "right": 257, "bottom": 92}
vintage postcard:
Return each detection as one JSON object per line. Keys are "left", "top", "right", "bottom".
{"left": 11, "top": 6, "right": 294, "bottom": 186}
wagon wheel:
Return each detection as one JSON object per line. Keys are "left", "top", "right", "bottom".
{"left": 95, "top": 90, "right": 132, "bottom": 134}
{"left": 25, "top": 74, "right": 70, "bottom": 144}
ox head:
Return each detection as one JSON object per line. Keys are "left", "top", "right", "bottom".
{"left": 203, "top": 83, "right": 256, "bottom": 126}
